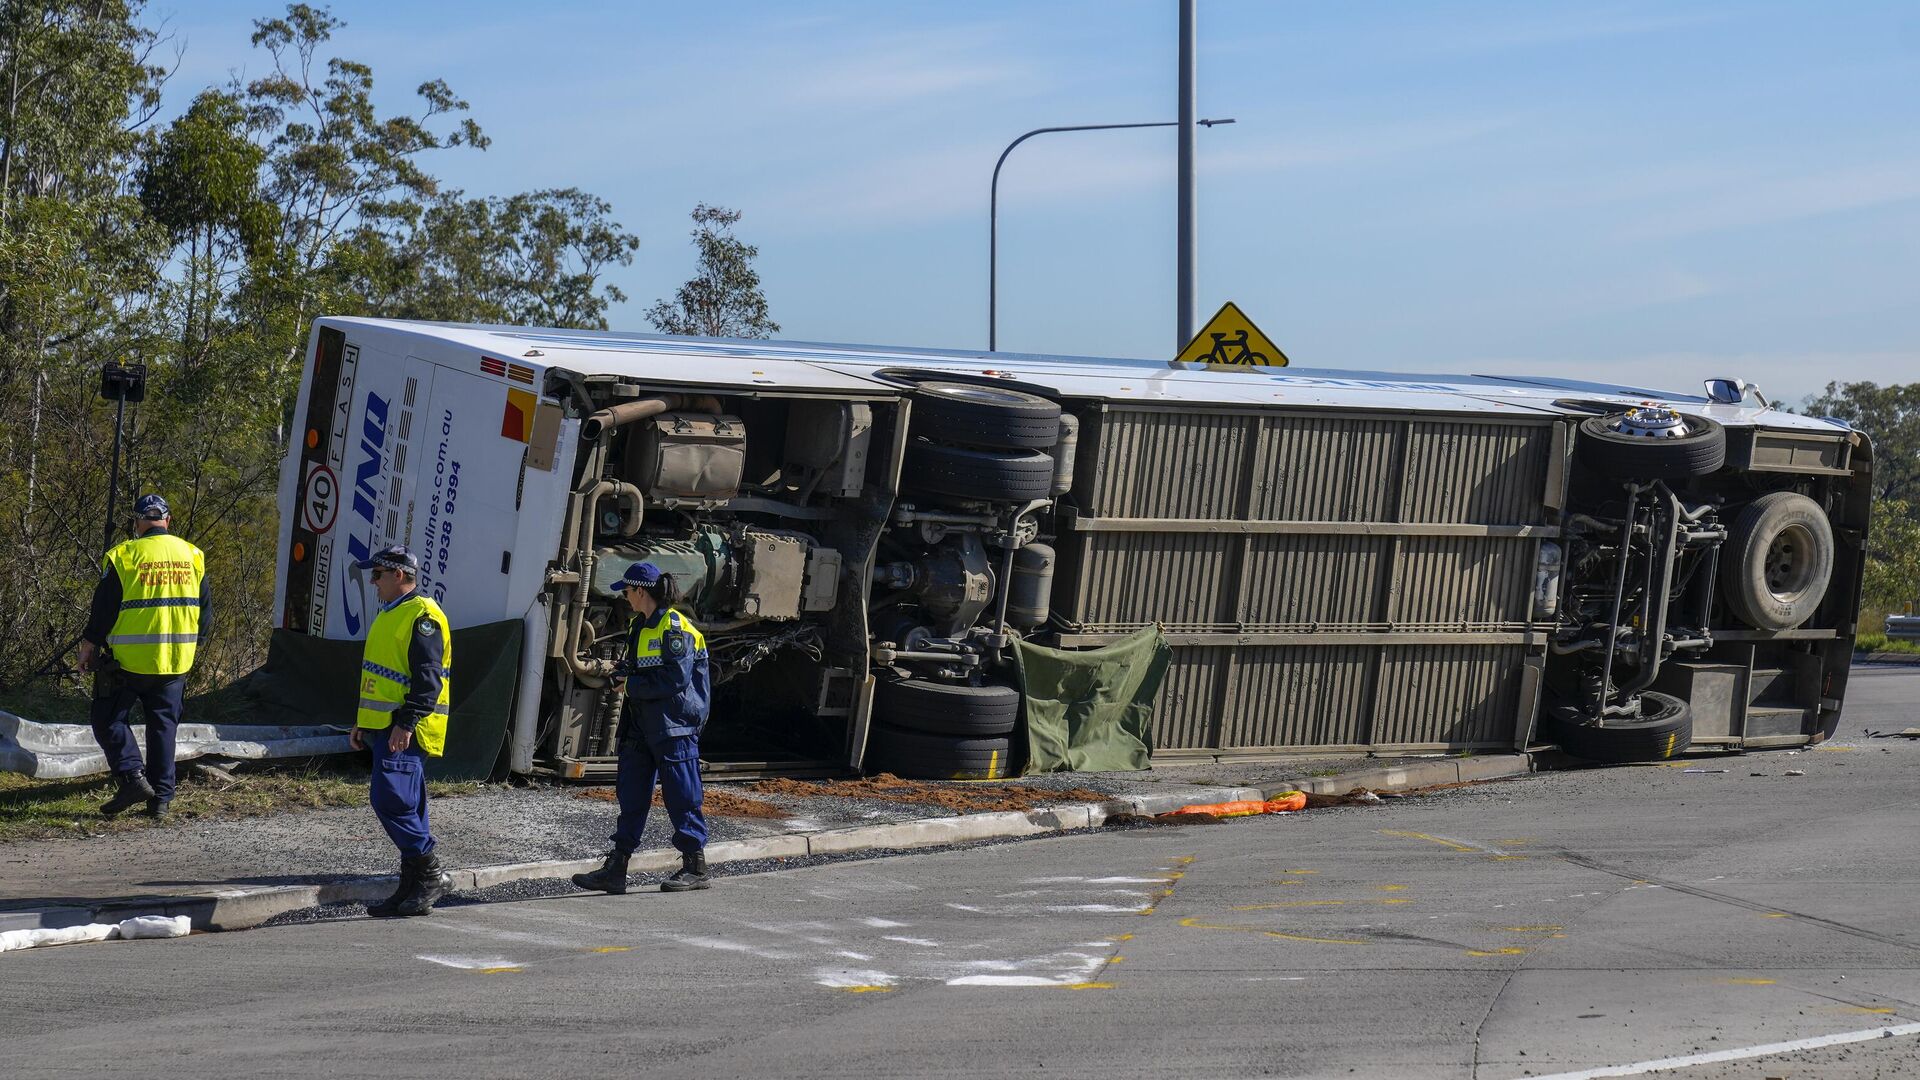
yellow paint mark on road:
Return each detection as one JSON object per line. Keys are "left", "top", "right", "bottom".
{"left": 1266, "top": 879, "right": 1307, "bottom": 886}
{"left": 1721, "top": 978, "right": 1776, "bottom": 986}
{"left": 1495, "top": 839, "right": 1533, "bottom": 846}
{"left": 1383, "top": 899, "right": 1413, "bottom": 905}
{"left": 1465, "top": 948, "right": 1528, "bottom": 957}
{"left": 590, "top": 946, "right": 632, "bottom": 953}
{"left": 842, "top": 986, "right": 893, "bottom": 994}
{"left": 1761, "top": 913, "right": 1792, "bottom": 919}
{"left": 475, "top": 967, "right": 522, "bottom": 974}
{"left": 1490, "top": 855, "right": 1528, "bottom": 861}
{"left": 1812, "top": 746, "right": 1854, "bottom": 752}
{"left": 1179, "top": 916, "right": 1367, "bottom": 946}
{"left": 1066, "top": 982, "right": 1115, "bottom": 990}
{"left": 1381, "top": 830, "right": 1481, "bottom": 853}
{"left": 1109, "top": 933, "right": 1135, "bottom": 942}
{"left": 1502, "top": 926, "right": 1563, "bottom": 933}
{"left": 1377, "top": 884, "right": 1408, "bottom": 892}
{"left": 1282, "top": 869, "right": 1318, "bottom": 874}
{"left": 1108, "top": 955, "right": 1126, "bottom": 964}
{"left": 1175, "top": 856, "right": 1196, "bottom": 866}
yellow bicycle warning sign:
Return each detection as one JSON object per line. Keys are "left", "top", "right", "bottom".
{"left": 1175, "top": 302, "right": 1289, "bottom": 367}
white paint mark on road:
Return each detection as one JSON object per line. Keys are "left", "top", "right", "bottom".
{"left": 883, "top": 936, "right": 942, "bottom": 947}
{"left": 857, "top": 917, "right": 906, "bottom": 928}
{"left": 836, "top": 950, "right": 872, "bottom": 960}
{"left": 669, "top": 935, "right": 798, "bottom": 960}
{"left": 948, "top": 975, "right": 1075, "bottom": 986}
{"left": 1047, "top": 903, "right": 1151, "bottom": 914}
{"left": 813, "top": 968, "right": 897, "bottom": 988}
{"left": 416, "top": 954, "right": 520, "bottom": 971}
{"left": 1524, "top": 1020, "right": 1920, "bottom": 1079}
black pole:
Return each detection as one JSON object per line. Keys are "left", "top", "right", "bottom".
{"left": 101, "top": 393, "right": 126, "bottom": 556}
{"left": 1177, "top": 0, "right": 1198, "bottom": 351}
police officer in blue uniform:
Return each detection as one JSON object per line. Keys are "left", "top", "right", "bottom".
{"left": 350, "top": 545, "right": 455, "bottom": 918}
{"left": 574, "top": 562, "right": 713, "bottom": 894}
{"left": 78, "top": 494, "right": 210, "bottom": 818}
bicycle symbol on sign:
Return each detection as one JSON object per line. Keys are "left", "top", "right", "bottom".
{"left": 1196, "top": 329, "right": 1267, "bottom": 366}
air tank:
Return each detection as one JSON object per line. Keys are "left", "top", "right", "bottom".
{"left": 1007, "top": 543, "right": 1056, "bottom": 628}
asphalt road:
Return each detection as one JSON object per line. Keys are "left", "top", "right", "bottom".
{"left": 3, "top": 665, "right": 1917, "bottom": 1080}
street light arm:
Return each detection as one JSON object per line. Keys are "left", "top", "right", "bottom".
{"left": 989, "top": 119, "right": 1234, "bottom": 351}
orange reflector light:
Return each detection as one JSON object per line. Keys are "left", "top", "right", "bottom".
{"left": 292, "top": 542, "right": 306, "bottom": 562}
{"left": 306, "top": 428, "right": 319, "bottom": 448}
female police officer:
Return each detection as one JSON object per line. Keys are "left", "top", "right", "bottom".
{"left": 573, "top": 561, "right": 713, "bottom": 894}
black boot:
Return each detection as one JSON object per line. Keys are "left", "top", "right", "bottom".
{"left": 366, "top": 859, "right": 416, "bottom": 918}
{"left": 660, "top": 850, "right": 710, "bottom": 892}
{"left": 143, "top": 798, "right": 171, "bottom": 819}
{"left": 100, "top": 773, "right": 155, "bottom": 817}
{"left": 395, "top": 852, "right": 451, "bottom": 917}
{"left": 571, "top": 850, "right": 631, "bottom": 895}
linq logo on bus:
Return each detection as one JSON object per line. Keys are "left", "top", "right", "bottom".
{"left": 338, "top": 390, "right": 391, "bottom": 635}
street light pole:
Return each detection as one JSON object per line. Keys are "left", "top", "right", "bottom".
{"left": 1177, "top": 0, "right": 1198, "bottom": 351}
{"left": 990, "top": 117, "right": 1233, "bottom": 351}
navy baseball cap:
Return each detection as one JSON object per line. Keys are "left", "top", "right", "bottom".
{"left": 134, "top": 493, "right": 170, "bottom": 520}
{"left": 619, "top": 562, "right": 663, "bottom": 590}
{"left": 354, "top": 544, "right": 420, "bottom": 573}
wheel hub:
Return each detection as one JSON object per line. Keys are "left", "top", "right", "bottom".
{"left": 1609, "top": 406, "right": 1688, "bottom": 438}
{"left": 1763, "top": 523, "right": 1817, "bottom": 599}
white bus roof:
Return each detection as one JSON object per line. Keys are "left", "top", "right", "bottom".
{"left": 320, "top": 317, "right": 1848, "bottom": 433}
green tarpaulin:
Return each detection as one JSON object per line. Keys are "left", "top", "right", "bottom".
{"left": 237, "top": 619, "right": 524, "bottom": 781}
{"left": 1014, "top": 626, "right": 1170, "bottom": 774}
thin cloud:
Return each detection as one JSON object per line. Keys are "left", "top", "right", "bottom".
{"left": 1619, "top": 163, "right": 1920, "bottom": 242}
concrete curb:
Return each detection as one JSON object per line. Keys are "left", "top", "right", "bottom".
{"left": 1859, "top": 652, "right": 1920, "bottom": 666}
{"left": 3, "top": 754, "right": 1529, "bottom": 934}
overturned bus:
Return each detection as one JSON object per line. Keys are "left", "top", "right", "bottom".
{"left": 273, "top": 318, "right": 1871, "bottom": 779}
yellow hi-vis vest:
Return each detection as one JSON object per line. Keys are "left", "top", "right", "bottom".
{"left": 356, "top": 594, "right": 452, "bottom": 756}
{"left": 104, "top": 532, "right": 205, "bottom": 676}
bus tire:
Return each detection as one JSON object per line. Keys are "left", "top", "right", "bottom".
{"left": 1546, "top": 692, "right": 1692, "bottom": 764}
{"left": 912, "top": 382, "right": 1061, "bottom": 450}
{"left": 903, "top": 441, "right": 1054, "bottom": 502}
{"left": 1577, "top": 414, "right": 1726, "bottom": 480}
{"left": 867, "top": 723, "right": 1015, "bottom": 780}
{"left": 876, "top": 678, "right": 1020, "bottom": 737}
{"left": 1720, "top": 491, "right": 1834, "bottom": 632}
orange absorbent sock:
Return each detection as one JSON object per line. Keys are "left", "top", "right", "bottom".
{"left": 1164, "top": 790, "right": 1306, "bottom": 818}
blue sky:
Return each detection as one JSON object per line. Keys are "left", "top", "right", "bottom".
{"left": 162, "top": 1, "right": 1920, "bottom": 404}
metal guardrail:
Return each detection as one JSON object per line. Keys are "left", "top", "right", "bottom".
{"left": 1887, "top": 614, "right": 1920, "bottom": 642}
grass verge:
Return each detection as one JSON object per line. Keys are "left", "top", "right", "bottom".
{"left": 1855, "top": 632, "right": 1920, "bottom": 656}
{"left": 0, "top": 764, "right": 481, "bottom": 843}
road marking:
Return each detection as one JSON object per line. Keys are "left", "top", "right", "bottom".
{"left": 813, "top": 968, "right": 896, "bottom": 989}
{"left": 882, "top": 936, "right": 942, "bottom": 947}
{"left": 1066, "top": 982, "right": 1114, "bottom": 990}
{"left": 1502, "top": 926, "right": 1563, "bottom": 933}
{"left": 1465, "top": 947, "right": 1528, "bottom": 957}
{"left": 1380, "top": 829, "right": 1514, "bottom": 857}
{"left": 590, "top": 946, "right": 631, "bottom": 953}
{"left": 1523, "top": 1020, "right": 1920, "bottom": 1079}
{"left": 841, "top": 986, "right": 892, "bottom": 993}
{"left": 1179, "top": 916, "right": 1366, "bottom": 945}
{"left": 416, "top": 954, "right": 522, "bottom": 971}
{"left": 1720, "top": 978, "right": 1776, "bottom": 985}
{"left": 857, "top": 917, "right": 906, "bottom": 928}
{"left": 1282, "top": 869, "right": 1317, "bottom": 874}
{"left": 1378, "top": 884, "right": 1409, "bottom": 891}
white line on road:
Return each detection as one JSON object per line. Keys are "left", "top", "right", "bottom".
{"left": 1523, "top": 1020, "right": 1920, "bottom": 1079}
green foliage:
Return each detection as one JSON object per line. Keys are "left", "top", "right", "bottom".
{"left": 0, "top": 3, "right": 653, "bottom": 695}
{"left": 1804, "top": 381, "right": 1920, "bottom": 503}
{"left": 647, "top": 203, "right": 778, "bottom": 339}
{"left": 1863, "top": 499, "right": 1920, "bottom": 614}
{"left": 1854, "top": 632, "right": 1920, "bottom": 656}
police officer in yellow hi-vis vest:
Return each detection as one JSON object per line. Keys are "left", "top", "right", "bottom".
{"left": 574, "top": 562, "right": 713, "bottom": 895}
{"left": 349, "top": 544, "right": 455, "bottom": 917}
{"left": 77, "top": 494, "right": 208, "bottom": 818}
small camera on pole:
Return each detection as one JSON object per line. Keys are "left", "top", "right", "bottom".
{"left": 98, "top": 361, "right": 147, "bottom": 554}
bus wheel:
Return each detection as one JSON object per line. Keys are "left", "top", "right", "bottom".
{"left": 1721, "top": 491, "right": 1834, "bottom": 631}
{"left": 903, "top": 440, "right": 1054, "bottom": 502}
{"left": 912, "top": 381, "right": 1061, "bottom": 450}
{"left": 868, "top": 724, "right": 1016, "bottom": 780}
{"left": 1576, "top": 410, "right": 1726, "bottom": 480}
{"left": 875, "top": 678, "right": 1020, "bottom": 737}
{"left": 1546, "top": 692, "right": 1692, "bottom": 764}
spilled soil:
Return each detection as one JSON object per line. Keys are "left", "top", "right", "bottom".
{"left": 573, "top": 787, "right": 791, "bottom": 819}
{"left": 748, "top": 774, "right": 1111, "bottom": 814}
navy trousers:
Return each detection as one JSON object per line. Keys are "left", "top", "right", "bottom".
{"left": 613, "top": 734, "right": 707, "bottom": 857}
{"left": 367, "top": 734, "right": 436, "bottom": 858}
{"left": 90, "top": 671, "right": 185, "bottom": 799}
